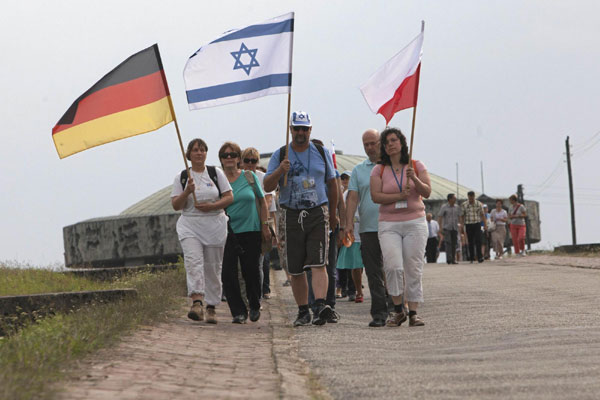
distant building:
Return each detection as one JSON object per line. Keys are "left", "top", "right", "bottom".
{"left": 63, "top": 152, "right": 540, "bottom": 267}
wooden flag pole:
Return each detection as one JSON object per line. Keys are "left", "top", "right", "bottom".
{"left": 167, "top": 96, "right": 198, "bottom": 205}
{"left": 408, "top": 21, "right": 425, "bottom": 165}
{"left": 283, "top": 92, "right": 292, "bottom": 186}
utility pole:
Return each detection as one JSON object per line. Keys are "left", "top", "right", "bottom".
{"left": 517, "top": 184, "right": 531, "bottom": 250}
{"left": 480, "top": 161, "right": 485, "bottom": 194}
{"left": 566, "top": 136, "right": 577, "bottom": 245}
{"left": 456, "top": 162, "right": 459, "bottom": 199}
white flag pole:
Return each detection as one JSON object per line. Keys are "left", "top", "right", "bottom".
{"left": 283, "top": 15, "right": 295, "bottom": 187}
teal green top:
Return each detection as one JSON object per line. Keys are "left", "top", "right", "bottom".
{"left": 348, "top": 159, "right": 379, "bottom": 233}
{"left": 226, "top": 171, "right": 265, "bottom": 234}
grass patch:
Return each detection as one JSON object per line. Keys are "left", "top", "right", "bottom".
{"left": 0, "top": 266, "right": 116, "bottom": 296}
{"left": 0, "top": 266, "right": 187, "bottom": 400}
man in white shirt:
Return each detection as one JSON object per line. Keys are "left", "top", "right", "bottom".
{"left": 425, "top": 213, "right": 441, "bottom": 263}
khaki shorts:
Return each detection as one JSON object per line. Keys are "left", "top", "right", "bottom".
{"left": 278, "top": 205, "right": 329, "bottom": 275}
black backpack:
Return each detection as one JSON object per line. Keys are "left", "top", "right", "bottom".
{"left": 278, "top": 143, "right": 329, "bottom": 183}
{"left": 179, "top": 165, "right": 221, "bottom": 196}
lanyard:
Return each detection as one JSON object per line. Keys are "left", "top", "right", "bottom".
{"left": 290, "top": 145, "right": 310, "bottom": 177}
{"left": 391, "top": 165, "right": 405, "bottom": 192}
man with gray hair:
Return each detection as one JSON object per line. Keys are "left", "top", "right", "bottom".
{"left": 345, "top": 129, "right": 392, "bottom": 327}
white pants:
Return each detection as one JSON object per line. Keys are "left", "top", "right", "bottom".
{"left": 180, "top": 237, "right": 224, "bottom": 306}
{"left": 378, "top": 217, "right": 428, "bottom": 302}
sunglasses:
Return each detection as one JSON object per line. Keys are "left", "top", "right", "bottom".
{"left": 243, "top": 158, "right": 259, "bottom": 164}
{"left": 292, "top": 126, "right": 309, "bottom": 132}
{"left": 220, "top": 152, "right": 239, "bottom": 159}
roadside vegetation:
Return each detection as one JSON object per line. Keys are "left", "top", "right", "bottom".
{"left": 0, "top": 264, "right": 186, "bottom": 400}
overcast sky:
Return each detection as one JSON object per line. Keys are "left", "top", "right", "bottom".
{"left": 1, "top": 0, "right": 599, "bottom": 266}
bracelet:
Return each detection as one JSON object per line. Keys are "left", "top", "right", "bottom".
{"left": 262, "top": 221, "right": 269, "bottom": 225}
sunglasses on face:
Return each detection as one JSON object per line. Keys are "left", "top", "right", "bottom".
{"left": 292, "top": 126, "right": 309, "bottom": 132}
{"left": 243, "top": 158, "right": 259, "bottom": 164}
{"left": 220, "top": 152, "right": 239, "bottom": 159}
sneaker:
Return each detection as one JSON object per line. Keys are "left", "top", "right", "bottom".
{"left": 283, "top": 279, "right": 291, "bottom": 287}
{"left": 232, "top": 314, "right": 247, "bottom": 324}
{"left": 409, "top": 314, "right": 425, "bottom": 327}
{"left": 348, "top": 293, "right": 356, "bottom": 302}
{"left": 312, "top": 305, "right": 334, "bottom": 326}
{"left": 187, "top": 302, "right": 204, "bottom": 321}
{"left": 293, "top": 311, "right": 312, "bottom": 327}
{"left": 327, "top": 309, "right": 340, "bottom": 323}
{"left": 386, "top": 310, "right": 407, "bottom": 327}
{"left": 249, "top": 309, "right": 261, "bottom": 322}
{"left": 263, "top": 293, "right": 271, "bottom": 299}
{"left": 205, "top": 307, "right": 217, "bottom": 324}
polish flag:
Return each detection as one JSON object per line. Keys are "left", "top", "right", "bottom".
{"left": 330, "top": 140, "right": 337, "bottom": 169}
{"left": 360, "top": 28, "right": 424, "bottom": 125}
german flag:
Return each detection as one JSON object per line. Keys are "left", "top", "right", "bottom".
{"left": 52, "top": 44, "right": 174, "bottom": 158}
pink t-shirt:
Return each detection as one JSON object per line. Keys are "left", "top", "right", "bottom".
{"left": 370, "top": 160, "right": 427, "bottom": 222}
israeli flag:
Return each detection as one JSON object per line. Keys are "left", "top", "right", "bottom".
{"left": 184, "top": 12, "right": 294, "bottom": 110}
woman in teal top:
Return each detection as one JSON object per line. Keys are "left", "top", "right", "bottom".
{"left": 220, "top": 141, "right": 270, "bottom": 324}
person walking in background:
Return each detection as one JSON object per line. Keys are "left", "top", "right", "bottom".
{"left": 438, "top": 194, "right": 461, "bottom": 265}
{"left": 336, "top": 171, "right": 357, "bottom": 300}
{"left": 460, "top": 191, "right": 487, "bottom": 263}
{"left": 482, "top": 204, "right": 491, "bottom": 260}
{"left": 171, "top": 138, "right": 233, "bottom": 325}
{"left": 264, "top": 111, "right": 339, "bottom": 327}
{"left": 241, "top": 147, "right": 276, "bottom": 299}
{"left": 220, "top": 142, "right": 271, "bottom": 324}
{"left": 490, "top": 199, "right": 508, "bottom": 259}
{"left": 346, "top": 129, "right": 394, "bottom": 328}
{"left": 425, "top": 213, "right": 440, "bottom": 263}
{"left": 370, "top": 127, "right": 431, "bottom": 327}
{"left": 508, "top": 194, "right": 528, "bottom": 256}
{"left": 337, "top": 174, "right": 364, "bottom": 303}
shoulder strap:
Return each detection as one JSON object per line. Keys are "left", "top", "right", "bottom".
{"left": 244, "top": 170, "right": 255, "bottom": 186}
{"left": 206, "top": 166, "right": 221, "bottom": 197}
{"left": 313, "top": 143, "right": 329, "bottom": 183}
{"left": 180, "top": 169, "right": 188, "bottom": 190}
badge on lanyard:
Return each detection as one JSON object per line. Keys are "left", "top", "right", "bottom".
{"left": 395, "top": 200, "right": 408, "bottom": 209}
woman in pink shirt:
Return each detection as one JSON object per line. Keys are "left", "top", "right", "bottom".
{"left": 370, "top": 128, "right": 431, "bottom": 327}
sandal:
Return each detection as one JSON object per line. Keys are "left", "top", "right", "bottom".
{"left": 355, "top": 294, "right": 364, "bottom": 303}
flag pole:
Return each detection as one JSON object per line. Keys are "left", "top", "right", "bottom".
{"left": 283, "top": 92, "right": 292, "bottom": 186}
{"left": 408, "top": 20, "right": 425, "bottom": 164}
{"left": 169, "top": 99, "right": 198, "bottom": 205}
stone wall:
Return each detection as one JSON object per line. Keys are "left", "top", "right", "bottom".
{"left": 63, "top": 213, "right": 181, "bottom": 268}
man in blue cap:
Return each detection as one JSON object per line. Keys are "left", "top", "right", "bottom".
{"left": 264, "top": 111, "right": 339, "bottom": 326}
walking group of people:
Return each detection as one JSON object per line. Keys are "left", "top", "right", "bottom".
{"left": 172, "top": 109, "right": 528, "bottom": 328}
{"left": 432, "top": 192, "right": 528, "bottom": 264}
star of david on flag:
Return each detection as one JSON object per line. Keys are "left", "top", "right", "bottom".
{"left": 184, "top": 12, "right": 294, "bottom": 110}
{"left": 231, "top": 43, "right": 260, "bottom": 75}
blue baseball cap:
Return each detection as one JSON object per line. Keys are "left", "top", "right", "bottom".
{"left": 290, "top": 111, "right": 312, "bottom": 127}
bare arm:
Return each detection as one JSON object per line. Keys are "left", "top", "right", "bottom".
{"left": 370, "top": 175, "right": 409, "bottom": 205}
{"left": 345, "top": 190, "right": 359, "bottom": 239}
{"left": 407, "top": 168, "right": 432, "bottom": 198}
{"left": 336, "top": 178, "right": 346, "bottom": 230}
{"left": 171, "top": 177, "right": 195, "bottom": 211}
{"left": 264, "top": 159, "right": 290, "bottom": 192}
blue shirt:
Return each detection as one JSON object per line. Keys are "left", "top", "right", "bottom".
{"left": 348, "top": 159, "right": 379, "bottom": 233}
{"left": 266, "top": 143, "right": 336, "bottom": 210}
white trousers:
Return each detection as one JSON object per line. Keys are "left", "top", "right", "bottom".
{"left": 378, "top": 217, "right": 428, "bottom": 302}
{"left": 180, "top": 237, "right": 224, "bottom": 306}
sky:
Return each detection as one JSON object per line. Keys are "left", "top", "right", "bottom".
{"left": 1, "top": 0, "right": 599, "bottom": 266}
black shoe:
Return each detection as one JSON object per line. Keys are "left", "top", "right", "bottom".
{"left": 232, "top": 314, "right": 247, "bottom": 324}
{"left": 327, "top": 309, "right": 340, "bottom": 323}
{"left": 348, "top": 293, "right": 356, "bottom": 302}
{"left": 312, "top": 305, "right": 334, "bottom": 326}
{"left": 368, "top": 318, "right": 386, "bottom": 327}
{"left": 478, "top": 258, "right": 484, "bottom": 263}
{"left": 249, "top": 309, "right": 261, "bottom": 322}
{"left": 293, "top": 311, "right": 312, "bottom": 327}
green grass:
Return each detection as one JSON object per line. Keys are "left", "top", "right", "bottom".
{"left": 0, "top": 266, "right": 187, "bottom": 400}
{"left": 0, "top": 266, "right": 116, "bottom": 296}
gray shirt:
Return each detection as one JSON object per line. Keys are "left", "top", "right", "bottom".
{"left": 439, "top": 203, "right": 462, "bottom": 231}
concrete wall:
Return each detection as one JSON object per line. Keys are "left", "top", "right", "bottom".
{"left": 63, "top": 213, "right": 181, "bottom": 268}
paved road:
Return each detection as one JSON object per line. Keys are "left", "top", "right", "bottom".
{"left": 278, "top": 256, "right": 600, "bottom": 399}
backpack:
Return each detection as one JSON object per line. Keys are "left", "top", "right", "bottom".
{"left": 278, "top": 143, "right": 329, "bottom": 183}
{"left": 180, "top": 165, "right": 221, "bottom": 196}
